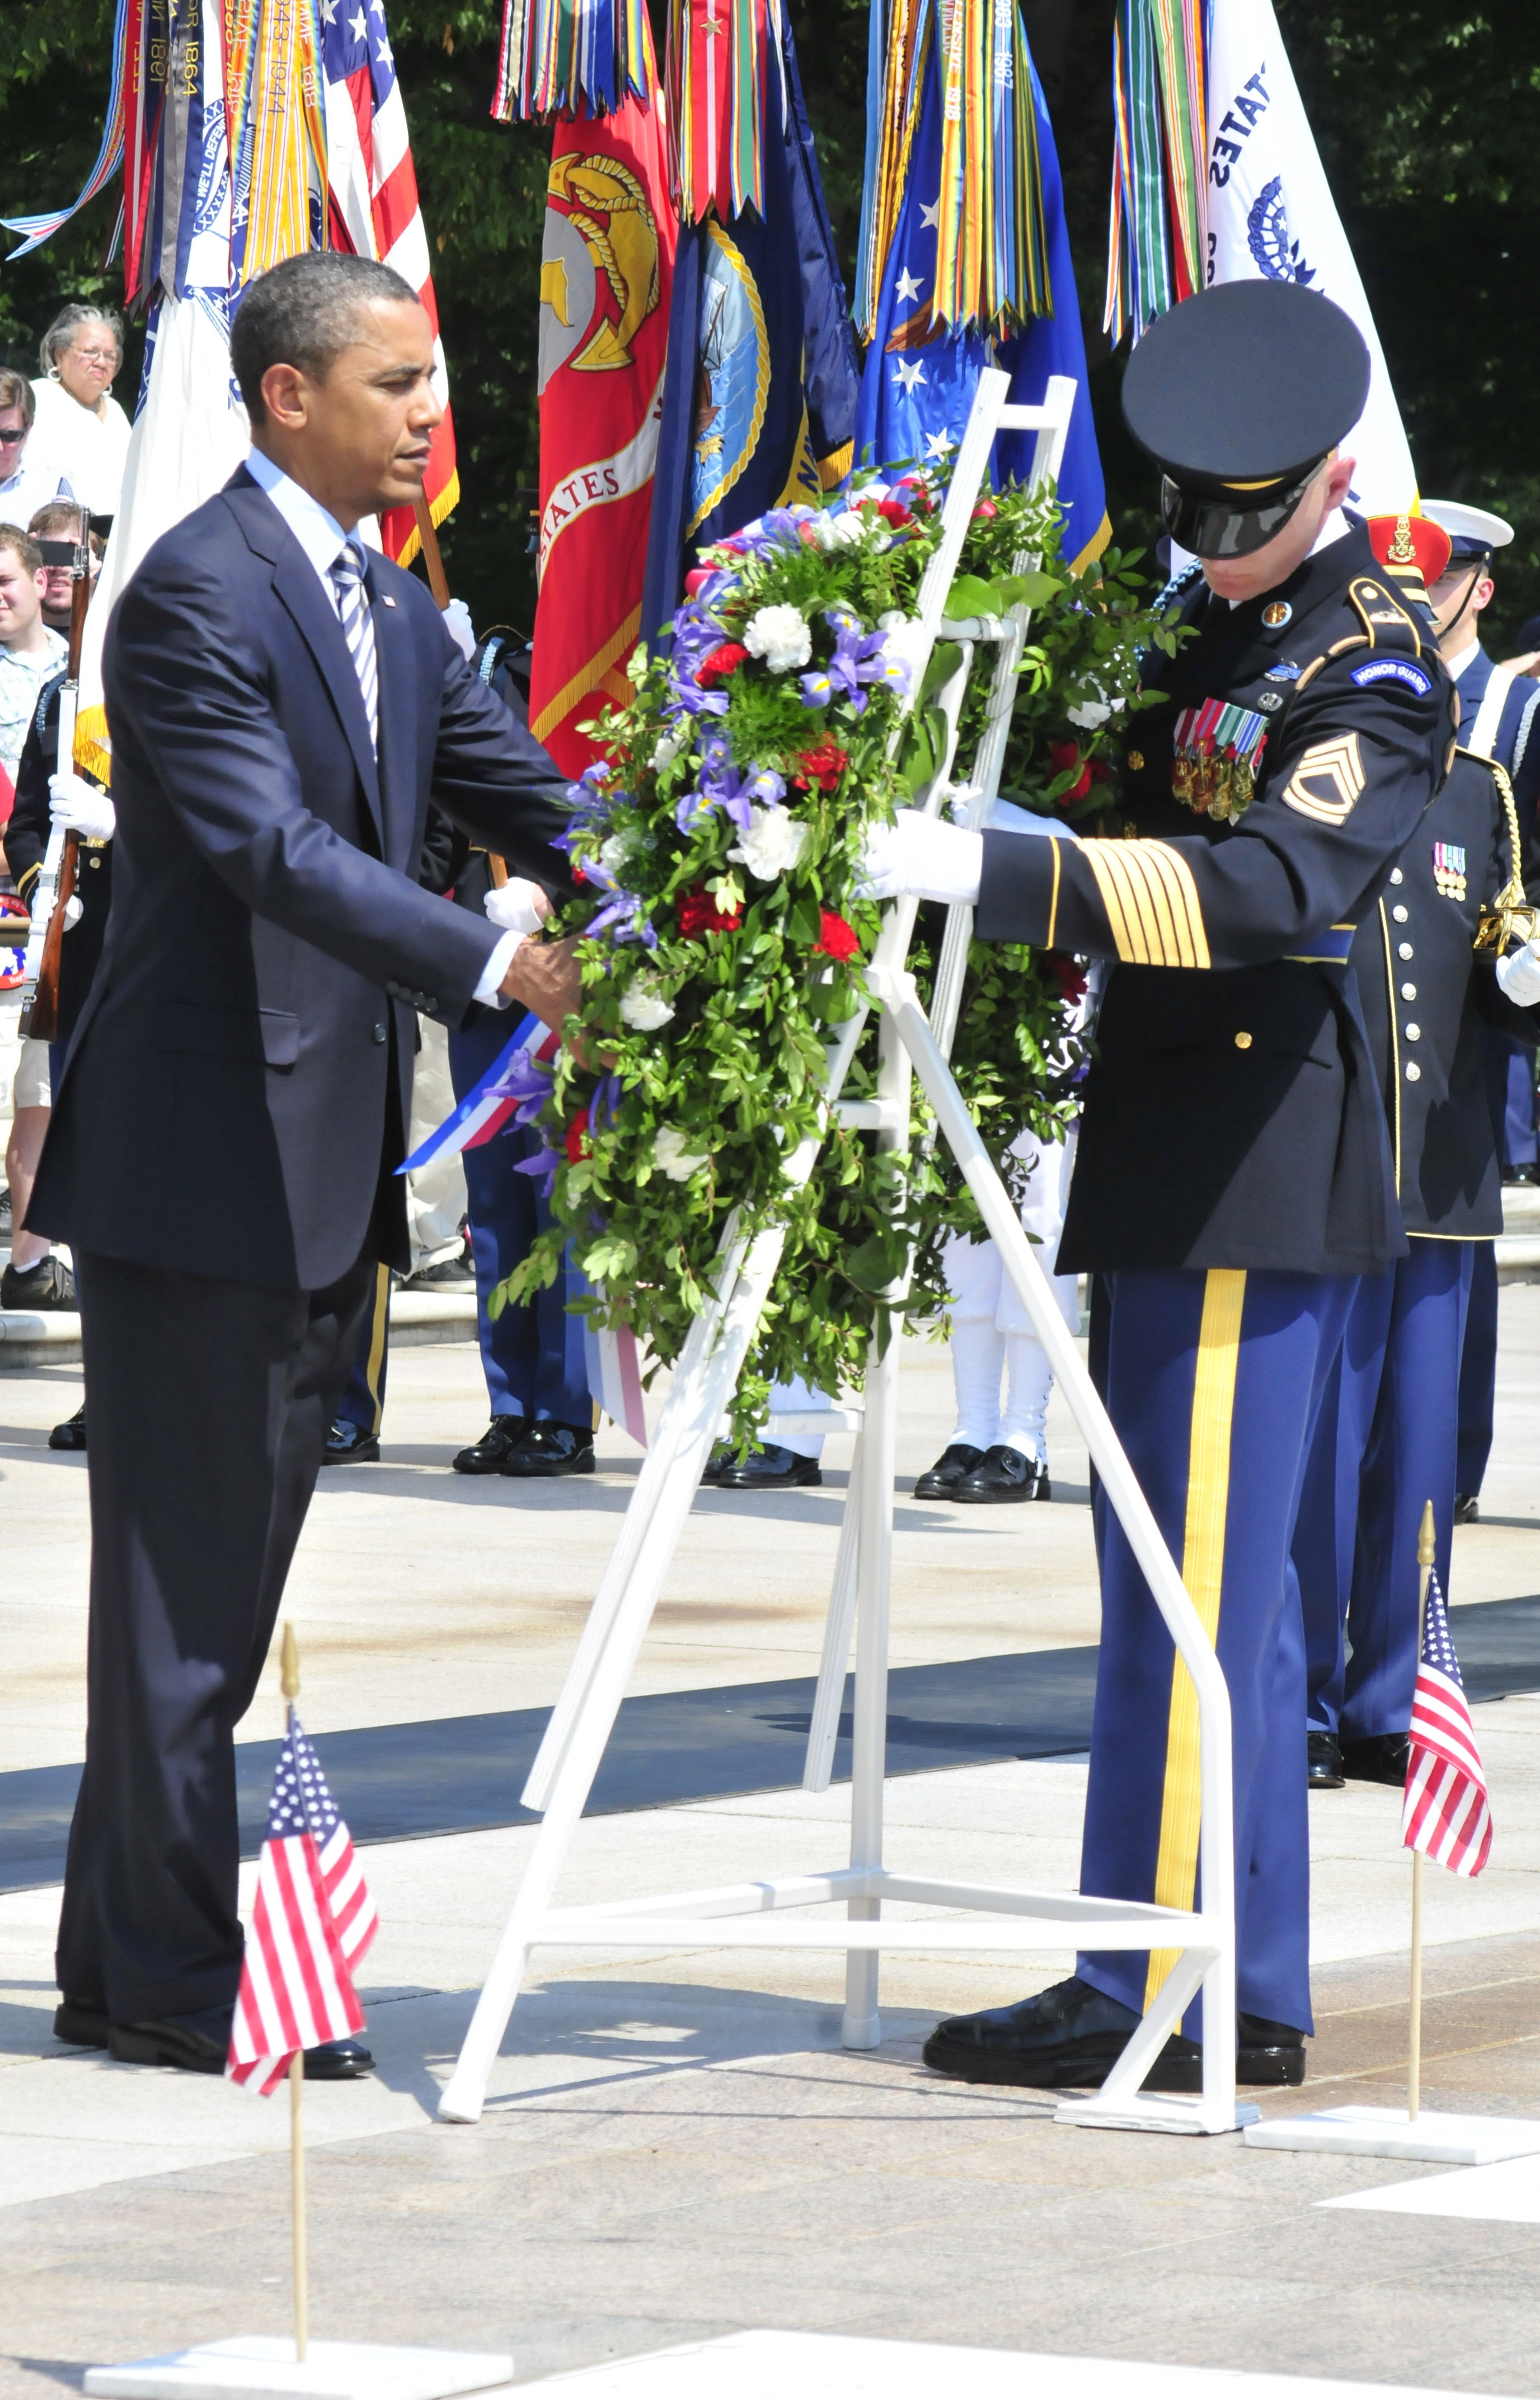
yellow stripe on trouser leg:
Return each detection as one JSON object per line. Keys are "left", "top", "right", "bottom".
{"left": 363, "top": 1264, "right": 391, "bottom": 1438}
{"left": 1143, "top": 1268, "right": 1246, "bottom": 2008}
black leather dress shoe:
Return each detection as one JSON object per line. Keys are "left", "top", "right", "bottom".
{"left": 699, "top": 1444, "right": 732, "bottom": 1486}
{"left": 1237, "top": 2012, "right": 1307, "bottom": 2084}
{"left": 922, "top": 1975, "right": 1199, "bottom": 2089}
{"left": 1504, "top": 1161, "right": 1540, "bottom": 1185}
{"left": 1453, "top": 1491, "right": 1480, "bottom": 1526}
{"left": 500, "top": 1420, "right": 595, "bottom": 1477}
{"left": 322, "top": 1418, "right": 379, "bottom": 1464}
{"left": 49, "top": 1403, "right": 86, "bottom": 1452}
{"left": 913, "top": 1442, "right": 985, "bottom": 1500}
{"left": 55, "top": 1995, "right": 109, "bottom": 2047}
{"left": 714, "top": 1442, "right": 822, "bottom": 1490}
{"left": 1308, "top": 1729, "right": 1345, "bottom": 1789}
{"left": 453, "top": 1414, "right": 526, "bottom": 1474}
{"left": 1341, "top": 1730, "right": 1411, "bottom": 1786}
{"left": 951, "top": 1445, "right": 1050, "bottom": 1504}
{"left": 1, "top": 1254, "right": 77, "bottom": 1310}
{"left": 108, "top": 2007, "right": 374, "bottom": 2079}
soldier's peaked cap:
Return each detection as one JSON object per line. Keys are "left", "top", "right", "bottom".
{"left": 1123, "top": 283, "right": 1369, "bottom": 490}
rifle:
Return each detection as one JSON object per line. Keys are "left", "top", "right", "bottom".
{"left": 20, "top": 505, "right": 96, "bottom": 1042}
{"left": 412, "top": 493, "right": 508, "bottom": 891}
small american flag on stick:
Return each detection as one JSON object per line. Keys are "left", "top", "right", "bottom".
{"left": 227, "top": 1713, "right": 378, "bottom": 2094}
{"left": 1402, "top": 1567, "right": 1492, "bottom": 1878}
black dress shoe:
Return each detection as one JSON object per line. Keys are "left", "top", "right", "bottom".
{"left": 500, "top": 1419, "right": 595, "bottom": 1477}
{"left": 1237, "top": 2012, "right": 1307, "bottom": 2085}
{"left": 54, "top": 1995, "right": 109, "bottom": 2047}
{"left": 951, "top": 1444, "right": 1050, "bottom": 1504}
{"left": 714, "top": 1442, "right": 822, "bottom": 1490}
{"left": 1453, "top": 1491, "right": 1480, "bottom": 1526}
{"left": 1503, "top": 1161, "right": 1540, "bottom": 1185}
{"left": 49, "top": 1403, "right": 86, "bottom": 1452}
{"left": 108, "top": 2008, "right": 374, "bottom": 2078}
{"left": 699, "top": 1443, "right": 733, "bottom": 1486}
{"left": 402, "top": 1240, "right": 476, "bottom": 1290}
{"left": 322, "top": 1418, "right": 380, "bottom": 1464}
{"left": 1, "top": 1254, "right": 77, "bottom": 1310}
{"left": 1341, "top": 1730, "right": 1411, "bottom": 1786}
{"left": 453, "top": 1414, "right": 526, "bottom": 1474}
{"left": 1308, "top": 1729, "right": 1345, "bottom": 1789}
{"left": 922, "top": 1975, "right": 1199, "bottom": 2089}
{"left": 913, "top": 1442, "right": 985, "bottom": 1500}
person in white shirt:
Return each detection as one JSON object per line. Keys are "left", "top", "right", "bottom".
{"left": 0, "top": 371, "right": 74, "bottom": 529}
{"left": 30, "top": 304, "right": 131, "bottom": 520}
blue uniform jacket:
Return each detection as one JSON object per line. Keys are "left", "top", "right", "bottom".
{"left": 1454, "top": 645, "right": 1540, "bottom": 828}
{"left": 1353, "top": 749, "right": 1537, "bottom": 1239}
{"left": 30, "top": 469, "right": 576, "bottom": 1292}
{"left": 975, "top": 522, "right": 1456, "bottom": 1276}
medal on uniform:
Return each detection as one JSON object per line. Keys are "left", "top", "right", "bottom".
{"left": 1433, "top": 841, "right": 1467, "bottom": 901}
{"left": 1261, "top": 600, "right": 1293, "bottom": 629}
{"left": 1171, "top": 699, "right": 1270, "bottom": 821}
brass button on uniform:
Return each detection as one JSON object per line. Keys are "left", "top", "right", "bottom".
{"left": 1389, "top": 868, "right": 1404, "bottom": 885}
{"left": 1405, "top": 1023, "right": 1420, "bottom": 1041}
{"left": 1405, "top": 1062, "right": 1421, "bottom": 1082}
{"left": 1398, "top": 943, "right": 1414, "bottom": 960}
{"left": 1127, "top": 750, "right": 1144, "bottom": 771}
{"left": 1234, "top": 1030, "right": 1253, "bottom": 1050}
{"left": 1401, "top": 982, "right": 1416, "bottom": 1000}
{"left": 1392, "top": 904, "right": 1409, "bottom": 922}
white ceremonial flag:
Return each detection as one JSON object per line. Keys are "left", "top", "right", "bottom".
{"left": 73, "top": 296, "right": 250, "bottom": 783}
{"left": 1205, "top": 0, "right": 1416, "bottom": 515}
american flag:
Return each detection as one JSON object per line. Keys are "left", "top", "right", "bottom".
{"left": 1402, "top": 1568, "right": 1492, "bottom": 1878}
{"left": 227, "top": 1713, "right": 379, "bottom": 2094}
{"left": 320, "top": 0, "right": 459, "bottom": 566}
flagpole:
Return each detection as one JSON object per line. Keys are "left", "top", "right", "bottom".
{"left": 281, "top": 1622, "right": 309, "bottom": 2364}
{"left": 1407, "top": 1500, "right": 1435, "bottom": 2123}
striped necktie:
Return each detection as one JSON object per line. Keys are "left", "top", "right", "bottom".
{"left": 329, "top": 536, "right": 379, "bottom": 754}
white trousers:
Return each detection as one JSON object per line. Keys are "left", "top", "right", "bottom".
{"left": 939, "top": 1126, "right": 1079, "bottom": 1460}
{"left": 406, "top": 1015, "right": 468, "bottom": 1271}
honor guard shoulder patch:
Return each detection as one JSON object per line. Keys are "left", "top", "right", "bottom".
{"left": 1434, "top": 841, "right": 1468, "bottom": 899}
{"left": 1350, "top": 657, "right": 1433, "bottom": 696}
{"left": 1283, "top": 734, "right": 1366, "bottom": 824}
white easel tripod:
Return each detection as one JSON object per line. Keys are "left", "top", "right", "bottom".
{"left": 440, "top": 369, "right": 1254, "bottom": 2139}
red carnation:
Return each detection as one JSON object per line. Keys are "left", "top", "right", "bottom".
{"left": 814, "top": 909, "right": 860, "bottom": 963}
{"left": 1044, "top": 951, "right": 1088, "bottom": 1007}
{"left": 792, "top": 739, "right": 850, "bottom": 793}
{"left": 971, "top": 498, "right": 998, "bottom": 520}
{"left": 565, "top": 1107, "right": 591, "bottom": 1164}
{"left": 697, "top": 642, "right": 749, "bottom": 687}
{"left": 1050, "top": 739, "right": 1094, "bottom": 803}
{"left": 678, "top": 885, "right": 743, "bottom": 937}
{"left": 876, "top": 496, "right": 914, "bottom": 528}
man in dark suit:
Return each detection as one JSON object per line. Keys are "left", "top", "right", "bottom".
{"left": 35, "top": 250, "right": 584, "bottom": 2076}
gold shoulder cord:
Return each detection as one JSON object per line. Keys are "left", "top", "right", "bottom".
{"left": 1472, "top": 755, "right": 1537, "bottom": 953}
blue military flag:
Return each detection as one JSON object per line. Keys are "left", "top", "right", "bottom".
{"left": 853, "top": 22, "right": 1107, "bottom": 569}
{"left": 638, "top": 10, "right": 861, "bottom": 635}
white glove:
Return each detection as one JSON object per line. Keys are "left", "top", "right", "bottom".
{"left": 1496, "top": 937, "right": 1540, "bottom": 1007}
{"left": 483, "top": 875, "right": 550, "bottom": 937}
{"left": 49, "top": 770, "right": 116, "bottom": 841}
{"left": 63, "top": 895, "right": 83, "bottom": 928}
{"left": 860, "top": 809, "right": 983, "bottom": 904}
{"left": 443, "top": 597, "right": 476, "bottom": 662}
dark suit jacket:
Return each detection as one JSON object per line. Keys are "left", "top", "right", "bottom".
{"left": 30, "top": 467, "right": 575, "bottom": 1290}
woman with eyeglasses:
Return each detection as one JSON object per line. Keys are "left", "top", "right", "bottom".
{"left": 30, "top": 303, "right": 130, "bottom": 520}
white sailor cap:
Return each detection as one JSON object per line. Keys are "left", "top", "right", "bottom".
{"left": 1421, "top": 498, "right": 1515, "bottom": 562}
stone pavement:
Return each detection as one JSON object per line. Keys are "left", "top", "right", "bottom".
{"left": 3, "top": 1291, "right": 1540, "bottom": 2394}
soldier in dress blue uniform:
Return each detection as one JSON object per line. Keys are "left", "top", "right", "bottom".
{"left": 324, "top": 631, "right": 594, "bottom": 1476}
{"left": 1421, "top": 501, "right": 1540, "bottom": 1524}
{"left": 1297, "top": 513, "right": 1540, "bottom": 1793}
{"left": 866, "top": 280, "right": 1456, "bottom": 2090}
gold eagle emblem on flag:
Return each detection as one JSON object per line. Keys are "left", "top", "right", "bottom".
{"left": 1281, "top": 734, "right": 1365, "bottom": 825}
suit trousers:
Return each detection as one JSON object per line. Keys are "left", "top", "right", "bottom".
{"left": 56, "top": 1249, "right": 374, "bottom": 2023}
{"left": 1077, "top": 1267, "right": 1358, "bottom": 2040}
{"left": 1297, "top": 1240, "right": 1472, "bottom": 1745}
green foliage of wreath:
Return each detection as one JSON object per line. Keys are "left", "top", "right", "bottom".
{"left": 491, "top": 470, "right": 1175, "bottom": 1442}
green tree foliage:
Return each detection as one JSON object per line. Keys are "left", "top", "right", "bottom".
{"left": 5, "top": 0, "right": 1539, "bottom": 640}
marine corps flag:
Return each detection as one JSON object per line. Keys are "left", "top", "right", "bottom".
{"left": 529, "top": 67, "right": 676, "bottom": 771}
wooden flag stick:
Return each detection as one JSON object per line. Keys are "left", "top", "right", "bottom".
{"left": 411, "top": 493, "right": 509, "bottom": 889}
{"left": 281, "top": 1623, "right": 309, "bottom": 2363}
{"left": 1408, "top": 1499, "right": 1436, "bottom": 2122}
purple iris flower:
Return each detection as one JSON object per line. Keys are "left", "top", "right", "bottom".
{"left": 587, "top": 890, "right": 658, "bottom": 950}
{"left": 514, "top": 1144, "right": 562, "bottom": 1197}
{"left": 688, "top": 734, "right": 785, "bottom": 832}
{"left": 798, "top": 608, "right": 901, "bottom": 717}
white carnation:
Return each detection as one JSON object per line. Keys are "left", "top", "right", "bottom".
{"left": 655, "top": 1125, "right": 710, "bottom": 1182}
{"left": 809, "top": 508, "right": 877, "bottom": 552}
{"left": 651, "top": 723, "right": 689, "bottom": 771}
{"left": 876, "top": 610, "right": 930, "bottom": 686}
{"left": 620, "top": 981, "right": 676, "bottom": 1031}
{"left": 742, "top": 602, "right": 813, "bottom": 673}
{"left": 728, "top": 804, "right": 811, "bottom": 883}
{"left": 1068, "top": 698, "right": 1113, "bottom": 730}
{"left": 598, "top": 833, "right": 632, "bottom": 882}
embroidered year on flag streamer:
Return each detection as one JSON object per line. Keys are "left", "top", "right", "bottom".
{"left": 528, "top": 48, "right": 677, "bottom": 772}
{"left": 1402, "top": 1567, "right": 1492, "bottom": 1879}
{"left": 227, "top": 1712, "right": 378, "bottom": 2093}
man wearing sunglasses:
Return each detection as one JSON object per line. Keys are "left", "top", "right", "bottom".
{"left": 0, "top": 371, "right": 74, "bottom": 532}
{"left": 866, "top": 279, "right": 1454, "bottom": 2097}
